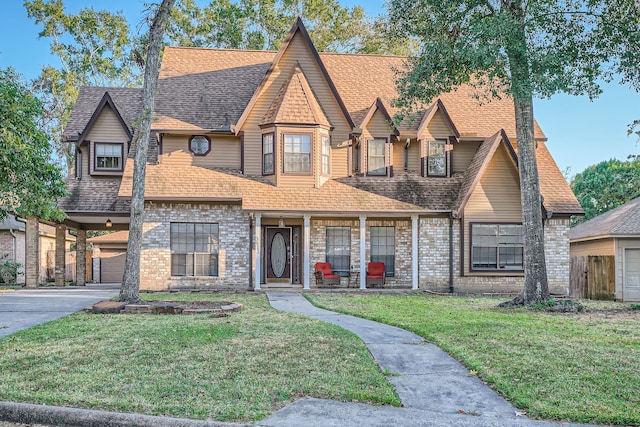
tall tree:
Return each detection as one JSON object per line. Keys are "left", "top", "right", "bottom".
{"left": 0, "top": 67, "right": 67, "bottom": 221}
{"left": 119, "top": 0, "right": 176, "bottom": 304}
{"left": 571, "top": 158, "right": 640, "bottom": 225}
{"left": 389, "top": 0, "right": 639, "bottom": 304}
{"left": 25, "top": 0, "right": 138, "bottom": 175}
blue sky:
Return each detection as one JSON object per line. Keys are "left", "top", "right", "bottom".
{"left": 1, "top": 0, "right": 639, "bottom": 178}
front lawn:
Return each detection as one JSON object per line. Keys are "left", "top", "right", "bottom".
{"left": 306, "top": 293, "right": 640, "bottom": 426}
{"left": 0, "top": 293, "right": 399, "bottom": 423}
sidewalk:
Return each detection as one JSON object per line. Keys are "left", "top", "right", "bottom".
{"left": 262, "top": 291, "right": 592, "bottom": 427}
{"left": 0, "top": 285, "right": 119, "bottom": 339}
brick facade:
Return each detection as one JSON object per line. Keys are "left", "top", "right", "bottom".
{"left": 140, "top": 202, "right": 251, "bottom": 290}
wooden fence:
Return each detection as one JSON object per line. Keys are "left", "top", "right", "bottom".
{"left": 570, "top": 255, "right": 615, "bottom": 300}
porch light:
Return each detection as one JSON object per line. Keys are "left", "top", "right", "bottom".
{"left": 105, "top": 219, "right": 113, "bottom": 228}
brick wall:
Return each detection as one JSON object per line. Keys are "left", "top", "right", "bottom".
{"left": 140, "top": 202, "right": 251, "bottom": 290}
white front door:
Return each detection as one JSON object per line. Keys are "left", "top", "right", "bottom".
{"left": 624, "top": 248, "right": 640, "bottom": 301}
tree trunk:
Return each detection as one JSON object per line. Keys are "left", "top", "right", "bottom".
{"left": 119, "top": 0, "right": 175, "bottom": 304}
{"left": 507, "top": 4, "right": 550, "bottom": 305}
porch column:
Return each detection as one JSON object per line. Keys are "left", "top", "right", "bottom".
{"left": 254, "top": 214, "right": 262, "bottom": 290}
{"left": 25, "top": 217, "right": 39, "bottom": 288}
{"left": 303, "top": 215, "right": 311, "bottom": 290}
{"left": 76, "top": 229, "right": 86, "bottom": 286}
{"left": 412, "top": 215, "right": 419, "bottom": 290}
{"left": 55, "top": 224, "right": 66, "bottom": 286}
{"left": 359, "top": 214, "right": 367, "bottom": 290}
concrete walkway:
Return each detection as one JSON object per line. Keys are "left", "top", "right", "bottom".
{"left": 262, "top": 291, "right": 592, "bottom": 427}
{"left": 0, "top": 285, "right": 119, "bottom": 339}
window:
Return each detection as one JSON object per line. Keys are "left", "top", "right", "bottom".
{"left": 471, "top": 224, "right": 523, "bottom": 271}
{"left": 326, "top": 227, "right": 350, "bottom": 277}
{"left": 170, "top": 223, "right": 219, "bottom": 276}
{"left": 95, "top": 143, "right": 123, "bottom": 171}
{"left": 427, "top": 140, "right": 447, "bottom": 176}
{"left": 370, "top": 226, "right": 394, "bottom": 276}
{"left": 189, "top": 135, "right": 211, "bottom": 156}
{"left": 283, "top": 134, "right": 311, "bottom": 173}
{"left": 263, "top": 133, "right": 274, "bottom": 174}
{"left": 368, "top": 139, "right": 386, "bottom": 175}
{"left": 321, "top": 135, "right": 331, "bottom": 175}
{"left": 353, "top": 144, "right": 360, "bottom": 173}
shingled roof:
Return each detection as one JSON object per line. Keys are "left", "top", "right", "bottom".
{"left": 570, "top": 196, "right": 640, "bottom": 241}
{"left": 59, "top": 177, "right": 130, "bottom": 214}
{"left": 64, "top": 87, "right": 142, "bottom": 142}
{"left": 118, "top": 161, "right": 426, "bottom": 214}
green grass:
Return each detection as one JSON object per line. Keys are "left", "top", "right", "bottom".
{"left": 0, "top": 293, "right": 399, "bottom": 423}
{"left": 306, "top": 293, "right": 640, "bottom": 425}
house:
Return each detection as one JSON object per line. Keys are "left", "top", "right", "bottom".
{"left": 48, "top": 18, "right": 582, "bottom": 293}
{"left": 0, "top": 214, "right": 76, "bottom": 284}
{"left": 570, "top": 196, "right": 640, "bottom": 301}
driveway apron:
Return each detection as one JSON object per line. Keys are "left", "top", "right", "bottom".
{"left": 0, "top": 286, "right": 119, "bottom": 339}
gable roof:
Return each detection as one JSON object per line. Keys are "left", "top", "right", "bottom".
{"left": 64, "top": 87, "right": 142, "bottom": 143}
{"left": 260, "top": 64, "right": 331, "bottom": 127}
{"left": 357, "top": 98, "right": 399, "bottom": 135}
{"left": 454, "top": 130, "right": 517, "bottom": 215}
{"left": 570, "top": 196, "right": 640, "bottom": 241}
{"left": 416, "top": 99, "right": 460, "bottom": 139}
{"left": 236, "top": 18, "right": 354, "bottom": 132}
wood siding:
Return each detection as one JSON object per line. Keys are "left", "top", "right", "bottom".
{"left": 160, "top": 134, "right": 241, "bottom": 169}
{"left": 239, "top": 31, "right": 352, "bottom": 183}
{"left": 463, "top": 143, "right": 522, "bottom": 275}
{"left": 452, "top": 141, "right": 482, "bottom": 174}
{"left": 570, "top": 239, "right": 615, "bottom": 257}
{"left": 86, "top": 105, "right": 130, "bottom": 176}
{"left": 420, "top": 110, "right": 452, "bottom": 140}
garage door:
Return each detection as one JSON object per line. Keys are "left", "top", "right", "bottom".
{"left": 100, "top": 249, "right": 126, "bottom": 283}
{"left": 624, "top": 249, "right": 640, "bottom": 302}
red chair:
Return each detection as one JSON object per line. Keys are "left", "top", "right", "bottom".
{"left": 314, "top": 262, "right": 341, "bottom": 287}
{"left": 366, "top": 262, "right": 386, "bottom": 287}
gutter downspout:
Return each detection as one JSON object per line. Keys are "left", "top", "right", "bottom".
{"left": 248, "top": 213, "right": 253, "bottom": 289}
{"left": 449, "top": 215, "right": 454, "bottom": 294}
{"left": 9, "top": 228, "right": 17, "bottom": 263}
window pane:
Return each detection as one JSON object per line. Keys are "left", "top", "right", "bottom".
{"left": 284, "top": 134, "right": 311, "bottom": 173}
{"left": 370, "top": 226, "right": 394, "bottom": 276}
{"left": 322, "top": 136, "right": 331, "bottom": 174}
{"left": 95, "top": 143, "right": 122, "bottom": 170}
{"left": 190, "top": 136, "right": 210, "bottom": 155}
{"left": 263, "top": 133, "right": 274, "bottom": 174}
{"left": 428, "top": 140, "right": 446, "bottom": 176}
{"left": 368, "top": 139, "right": 386, "bottom": 175}
{"left": 326, "top": 226, "right": 350, "bottom": 276}
{"left": 170, "top": 222, "right": 219, "bottom": 277}
{"left": 471, "top": 224, "right": 523, "bottom": 270}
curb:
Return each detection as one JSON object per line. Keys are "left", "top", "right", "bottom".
{"left": 0, "top": 402, "right": 251, "bottom": 427}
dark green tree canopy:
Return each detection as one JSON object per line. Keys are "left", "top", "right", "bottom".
{"left": 0, "top": 67, "right": 67, "bottom": 221}
{"left": 571, "top": 158, "right": 640, "bottom": 225}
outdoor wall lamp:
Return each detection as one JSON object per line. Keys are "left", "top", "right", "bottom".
{"left": 105, "top": 219, "right": 113, "bottom": 228}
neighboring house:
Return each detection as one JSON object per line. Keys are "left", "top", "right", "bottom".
{"left": 0, "top": 214, "right": 75, "bottom": 284}
{"left": 88, "top": 231, "right": 129, "bottom": 283}
{"left": 57, "top": 19, "right": 582, "bottom": 293}
{"left": 570, "top": 197, "right": 640, "bottom": 301}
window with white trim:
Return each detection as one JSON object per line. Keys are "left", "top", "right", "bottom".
{"left": 326, "top": 226, "right": 350, "bottom": 277}
{"left": 370, "top": 226, "right": 395, "bottom": 276}
{"left": 321, "top": 135, "right": 331, "bottom": 175}
{"left": 263, "top": 133, "right": 274, "bottom": 174}
{"left": 283, "top": 134, "right": 311, "bottom": 173}
{"left": 427, "top": 140, "right": 447, "bottom": 176}
{"left": 367, "top": 139, "right": 386, "bottom": 175}
{"left": 471, "top": 224, "right": 523, "bottom": 271}
{"left": 170, "top": 223, "right": 219, "bottom": 277}
{"left": 95, "top": 143, "right": 123, "bottom": 170}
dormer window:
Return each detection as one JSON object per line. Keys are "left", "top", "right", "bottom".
{"left": 283, "top": 133, "right": 311, "bottom": 174}
{"left": 262, "top": 133, "right": 274, "bottom": 175}
{"left": 427, "top": 140, "right": 447, "bottom": 177}
{"left": 95, "top": 143, "right": 123, "bottom": 171}
{"left": 367, "top": 138, "right": 386, "bottom": 176}
{"left": 189, "top": 135, "right": 211, "bottom": 156}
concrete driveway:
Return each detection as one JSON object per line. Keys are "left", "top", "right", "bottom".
{"left": 0, "top": 285, "right": 119, "bottom": 339}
